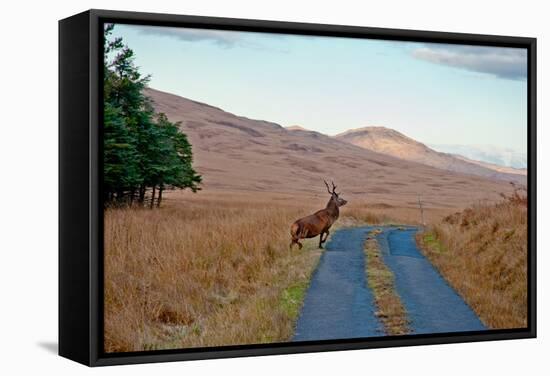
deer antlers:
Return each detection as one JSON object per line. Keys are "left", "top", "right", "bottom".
{"left": 323, "top": 180, "right": 338, "bottom": 195}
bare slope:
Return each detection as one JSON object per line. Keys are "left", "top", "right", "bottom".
{"left": 144, "top": 88, "right": 515, "bottom": 211}
{"left": 335, "top": 127, "right": 525, "bottom": 184}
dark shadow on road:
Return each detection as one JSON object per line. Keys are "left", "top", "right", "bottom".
{"left": 37, "top": 341, "right": 58, "bottom": 354}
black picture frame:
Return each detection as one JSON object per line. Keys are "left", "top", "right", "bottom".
{"left": 59, "top": 9, "right": 537, "bottom": 367}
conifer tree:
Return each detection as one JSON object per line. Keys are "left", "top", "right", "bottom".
{"left": 103, "top": 24, "right": 201, "bottom": 207}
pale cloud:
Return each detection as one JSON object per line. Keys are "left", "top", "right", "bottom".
{"left": 133, "top": 25, "right": 243, "bottom": 47}
{"left": 131, "top": 25, "right": 290, "bottom": 53}
{"left": 412, "top": 44, "right": 527, "bottom": 80}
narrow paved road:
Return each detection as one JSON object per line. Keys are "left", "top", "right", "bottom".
{"left": 376, "top": 227, "right": 486, "bottom": 334}
{"left": 293, "top": 227, "right": 383, "bottom": 341}
{"left": 293, "top": 226, "right": 485, "bottom": 342}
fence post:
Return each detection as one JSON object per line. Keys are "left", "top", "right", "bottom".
{"left": 418, "top": 195, "right": 425, "bottom": 228}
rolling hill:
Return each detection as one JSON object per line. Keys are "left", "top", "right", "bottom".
{"left": 144, "top": 88, "right": 517, "bottom": 211}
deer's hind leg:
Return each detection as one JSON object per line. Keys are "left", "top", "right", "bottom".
{"left": 290, "top": 238, "right": 303, "bottom": 250}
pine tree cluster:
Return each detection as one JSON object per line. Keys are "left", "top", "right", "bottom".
{"left": 103, "top": 24, "right": 201, "bottom": 208}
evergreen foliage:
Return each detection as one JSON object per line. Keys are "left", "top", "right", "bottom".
{"left": 103, "top": 24, "right": 201, "bottom": 207}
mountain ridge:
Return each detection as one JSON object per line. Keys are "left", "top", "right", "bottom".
{"left": 335, "top": 126, "right": 525, "bottom": 183}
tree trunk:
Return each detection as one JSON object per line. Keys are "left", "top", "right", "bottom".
{"left": 150, "top": 185, "right": 156, "bottom": 209}
{"left": 138, "top": 184, "right": 146, "bottom": 205}
{"left": 157, "top": 185, "right": 164, "bottom": 208}
{"left": 116, "top": 190, "right": 124, "bottom": 204}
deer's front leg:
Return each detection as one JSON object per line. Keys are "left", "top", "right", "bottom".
{"left": 321, "top": 230, "right": 329, "bottom": 244}
{"left": 319, "top": 230, "right": 329, "bottom": 249}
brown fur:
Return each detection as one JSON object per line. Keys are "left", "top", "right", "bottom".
{"left": 290, "top": 181, "right": 347, "bottom": 249}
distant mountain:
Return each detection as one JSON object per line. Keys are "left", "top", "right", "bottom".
{"left": 429, "top": 144, "right": 527, "bottom": 169}
{"left": 452, "top": 154, "right": 526, "bottom": 176}
{"left": 334, "top": 126, "right": 525, "bottom": 184}
{"left": 144, "top": 88, "right": 517, "bottom": 209}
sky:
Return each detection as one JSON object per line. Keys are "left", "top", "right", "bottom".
{"left": 109, "top": 23, "right": 528, "bottom": 155}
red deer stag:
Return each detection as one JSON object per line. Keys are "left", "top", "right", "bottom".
{"left": 290, "top": 180, "right": 347, "bottom": 250}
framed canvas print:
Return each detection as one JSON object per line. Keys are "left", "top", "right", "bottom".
{"left": 59, "top": 9, "right": 536, "bottom": 366}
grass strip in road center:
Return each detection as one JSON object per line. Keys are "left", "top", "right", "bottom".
{"left": 364, "top": 229, "right": 410, "bottom": 335}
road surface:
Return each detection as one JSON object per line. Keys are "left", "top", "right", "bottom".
{"left": 293, "top": 226, "right": 485, "bottom": 341}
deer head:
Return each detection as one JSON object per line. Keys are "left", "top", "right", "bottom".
{"left": 324, "top": 180, "right": 347, "bottom": 207}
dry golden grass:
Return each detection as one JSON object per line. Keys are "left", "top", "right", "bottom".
{"left": 417, "top": 191, "right": 527, "bottom": 329}
{"left": 364, "top": 230, "right": 410, "bottom": 335}
{"left": 104, "top": 192, "right": 332, "bottom": 352}
{"left": 343, "top": 200, "right": 452, "bottom": 227}
{"left": 105, "top": 191, "right": 333, "bottom": 352}
{"left": 104, "top": 187, "right": 490, "bottom": 352}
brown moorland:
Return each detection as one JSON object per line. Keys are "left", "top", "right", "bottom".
{"left": 104, "top": 88, "right": 526, "bottom": 351}
{"left": 104, "top": 190, "right": 401, "bottom": 352}
{"left": 144, "top": 88, "right": 518, "bottom": 209}
{"left": 105, "top": 191, "right": 324, "bottom": 351}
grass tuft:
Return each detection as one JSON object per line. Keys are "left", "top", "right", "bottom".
{"left": 280, "top": 282, "right": 309, "bottom": 321}
{"left": 364, "top": 230, "right": 410, "bottom": 335}
{"left": 421, "top": 232, "right": 446, "bottom": 254}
